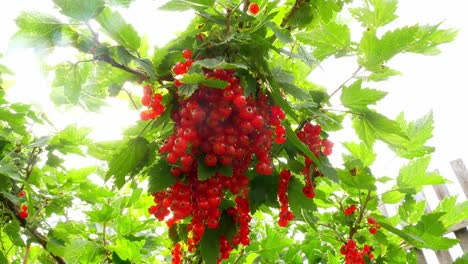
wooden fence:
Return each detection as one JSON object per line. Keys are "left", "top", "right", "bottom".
{"left": 380, "top": 159, "right": 468, "bottom": 264}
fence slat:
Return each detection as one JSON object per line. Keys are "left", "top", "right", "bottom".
{"left": 450, "top": 159, "right": 468, "bottom": 199}
{"left": 416, "top": 249, "right": 428, "bottom": 264}
{"left": 454, "top": 228, "right": 468, "bottom": 252}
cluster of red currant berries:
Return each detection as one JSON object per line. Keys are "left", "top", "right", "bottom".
{"left": 171, "top": 243, "right": 182, "bottom": 264}
{"left": 277, "top": 169, "right": 294, "bottom": 227}
{"left": 297, "top": 123, "right": 333, "bottom": 199}
{"left": 340, "top": 240, "right": 374, "bottom": 264}
{"left": 140, "top": 84, "right": 165, "bottom": 121}
{"left": 367, "top": 217, "right": 381, "bottom": 235}
{"left": 18, "top": 190, "right": 28, "bottom": 219}
{"left": 344, "top": 204, "right": 357, "bottom": 216}
{"left": 148, "top": 49, "right": 288, "bottom": 263}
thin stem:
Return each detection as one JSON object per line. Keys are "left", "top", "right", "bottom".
{"left": 349, "top": 190, "right": 372, "bottom": 239}
{"left": 123, "top": 89, "right": 139, "bottom": 111}
{"left": 137, "top": 119, "right": 155, "bottom": 138}
{"left": 329, "top": 66, "right": 363, "bottom": 98}
{"left": 97, "top": 53, "right": 148, "bottom": 81}
{"left": 0, "top": 194, "right": 67, "bottom": 264}
{"left": 232, "top": 248, "right": 245, "bottom": 264}
{"left": 280, "top": 0, "right": 305, "bottom": 28}
{"left": 22, "top": 244, "right": 30, "bottom": 264}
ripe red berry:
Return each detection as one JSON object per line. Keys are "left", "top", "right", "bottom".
{"left": 369, "top": 227, "right": 377, "bottom": 235}
{"left": 204, "top": 153, "right": 217, "bottom": 167}
{"left": 367, "top": 217, "right": 376, "bottom": 225}
{"left": 172, "top": 62, "right": 188, "bottom": 75}
{"left": 233, "top": 95, "right": 246, "bottom": 108}
{"left": 18, "top": 191, "right": 26, "bottom": 197}
{"left": 248, "top": 3, "right": 260, "bottom": 15}
{"left": 19, "top": 211, "right": 28, "bottom": 219}
{"left": 182, "top": 49, "right": 192, "bottom": 59}
{"left": 21, "top": 205, "right": 28, "bottom": 211}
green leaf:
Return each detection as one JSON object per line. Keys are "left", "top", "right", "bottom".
{"left": 403, "top": 213, "right": 459, "bottom": 250}
{"left": 0, "top": 252, "right": 7, "bottom": 264}
{"left": 13, "top": 12, "right": 65, "bottom": 48}
{"left": 4, "top": 220, "right": 25, "bottom": 247}
{"left": 343, "top": 142, "right": 376, "bottom": 167}
{"left": 454, "top": 253, "right": 468, "bottom": 264}
{"left": 296, "top": 21, "right": 351, "bottom": 60}
{"left": 53, "top": 0, "right": 105, "bottom": 21}
{"left": 318, "top": 154, "right": 338, "bottom": 183}
{"left": 105, "top": 137, "right": 148, "bottom": 188}
{"left": 397, "top": 157, "right": 447, "bottom": 192}
{"left": 381, "top": 190, "right": 405, "bottom": 204}
{"left": 267, "top": 22, "right": 293, "bottom": 43}
{"left": 337, "top": 168, "right": 376, "bottom": 191}
{"left": 46, "top": 231, "right": 66, "bottom": 256}
{"left": 198, "top": 159, "right": 217, "bottom": 181}
{"left": 358, "top": 25, "right": 457, "bottom": 71}
{"left": 352, "top": 110, "right": 407, "bottom": 149}
{"left": 52, "top": 63, "right": 90, "bottom": 104}
{"left": 218, "top": 165, "right": 232, "bottom": 177}
{"left": 133, "top": 58, "right": 157, "bottom": 80}
{"left": 271, "top": 67, "right": 311, "bottom": 101}
{"left": 199, "top": 228, "right": 220, "bottom": 264}
{"left": 350, "top": 0, "right": 398, "bottom": 28}
{"left": 96, "top": 7, "right": 140, "bottom": 51}
{"left": 193, "top": 58, "right": 247, "bottom": 70}
{"left": 285, "top": 126, "right": 319, "bottom": 166}
{"left": 109, "top": 0, "right": 135, "bottom": 7}
{"left": 391, "top": 112, "right": 435, "bottom": 159}
{"left": 341, "top": 79, "right": 387, "bottom": 110}
{"left": 434, "top": 196, "right": 468, "bottom": 229}
{"left": 398, "top": 195, "right": 426, "bottom": 224}
{"left": 47, "top": 125, "right": 91, "bottom": 155}
{"left": 147, "top": 159, "right": 176, "bottom": 193}
{"left": 288, "top": 177, "right": 316, "bottom": 217}
{"left": 160, "top": 0, "right": 215, "bottom": 11}
{"left": 107, "top": 238, "right": 145, "bottom": 262}
{"left": 179, "top": 73, "right": 228, "bottom": 89}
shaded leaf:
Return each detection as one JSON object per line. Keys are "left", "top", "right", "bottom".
{"left": 147, "top": 159, "right": 176, "bottom": 192}
{"left": 199, "top": 228, "right": 220, "bottom": 264}
{"left": 193, "top": 58, "right": 247, "bottom": 70}
{"left": 107, "top": 238, "right": 145, "bottom": 262}
{"left": 105, "top": 137, "right": 148, "bottom": 188}
{"left": 160, "top": 0, "right": 215, "bottom": 11}
{"left": 4, "top": 220, "right": 25, "bottom": 247}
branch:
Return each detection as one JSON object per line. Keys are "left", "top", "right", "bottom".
{"left": 22, "top": 244, "right": 30, "bottom": 264}
{"left": 0, "top": 195, "right": 67, "bottom": 264}
{"left": 349, "top": 190, "right": 372, "bottom": 239}
{"left": 329, "top": 66, "right": 363, "bottom": 98}
{"left": 123, "top": 89, "right": 139, "bottom": 111}
{"left": 280, "top": 0, "right": 306, "bottom": 28}
{"left": 96, "top": 53, "right": 149, "bottom": 82}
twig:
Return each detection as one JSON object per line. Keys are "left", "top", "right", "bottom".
{"left": 232, "top": 247, "right": 245, "bottom": 264}
{"left": 280, "top": 0, "right": 305, "bottom": 28}
{"left": 123, "top": 89, "right": 139, "bottom": 111}
{"left": 22, "top": 243, "right": 30, "bottom": 264}
{"left": 349, "top": 190, "right": 372, "bottom": 239}
{"left": 97, "top": 53, "right": 149, "bottom": 82}
{"left": 0, "top": 194, "right": 67, "bottom": 264}
{"left": 329, "top": 66, "right": 363, "bottom": 98}
{"left": 137, "top": 119, "right": 155, "bottom": 138}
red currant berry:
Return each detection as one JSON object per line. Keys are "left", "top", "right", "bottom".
{"left": 248, "top": 3, "right": 260, "bottom": 15}
{"left": 182, "top": 49, "right": 192, "bottom": 59}
{"left": 19, "top": 211, "right": 28, "bottom": 219}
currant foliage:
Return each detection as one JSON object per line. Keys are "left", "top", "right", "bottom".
{"left": 1, "top": 0, "right": 467, "bottom": 263}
